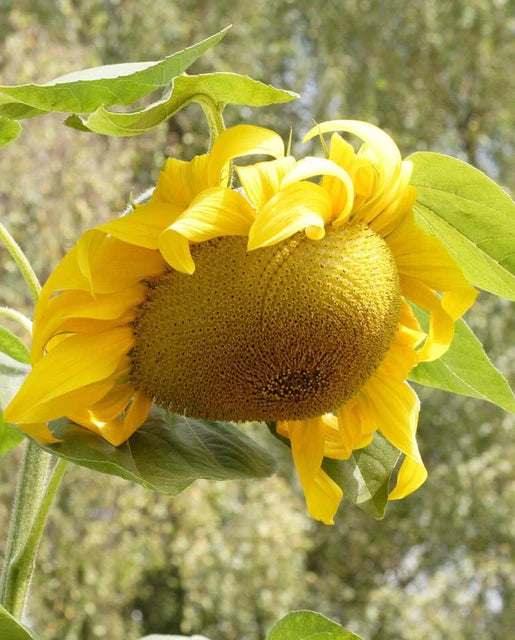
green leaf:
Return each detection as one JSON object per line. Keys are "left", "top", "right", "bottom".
{"left": 0, "top": 28, "right": 229, "bottom": 116}
{"left": 65, "top": 73, "right": 298, "bottom": 136}
{"left": 0, "top": 353, "right": 29, "bottom": 456}
{"left": 409, "top": 152, "right": 515, "bottom": 300}
{"left": 0, "top": 602, "right": 38, "bottom": 639}
{"left": 41, "top": 408, "right": 276, "bottom": 492}
{"left": 408, "top": 310, "right": 515, "bottom": 413}
{"left": 0, "top": 325, "right": 31, "bottom": 364}
{"left": 323, "top": 433, "right": 400, "bottom": 519}
{"left": 267, "top": 611, "right": 363, "bottom": 640}
{"left": 0, "top": 116, "right": 22, "bottom": 148}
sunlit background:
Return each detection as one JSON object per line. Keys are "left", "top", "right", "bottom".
{"left": 0, "top": 1, "right": 513, "bottom": 639}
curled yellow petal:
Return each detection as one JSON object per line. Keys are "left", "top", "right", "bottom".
{"left": 208, "top": 124, "right": 285, "bottom": 185}
{"left": 247, "top": 182, "right": 333, "bottom": 250}
{"left": 236, "top": 156, "right": 296, "bottom": 209}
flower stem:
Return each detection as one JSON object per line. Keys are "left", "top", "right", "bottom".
{"left": 0, "top": 306, "right": 32, "bottom": 335}
{"left": 0, "top": 221, "right": 41, "bottom": 302}
{"left": 198, "top": 96, "right": 226, "bottom": 145}
{"left": 0, "top": 442, "right": 68, "bottom": 619}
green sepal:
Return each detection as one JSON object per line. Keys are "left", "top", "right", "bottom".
{"left": 322, "top": 433, "right": 400, "bottom": 520}
{"left": 40, "top": 407, "right": 276, "bottom": 492}
{"left": 0, "top": 116, "right": 22, "bottom": 148}
{"left": 408, "top": 309, "right": 515, "bottom": 413}
{"left": 266, "top": 610, "right": 363, "bottom": 640}
{"left": 0, "top": 602, "right": 38, "bottom": 639}
{"left": 65, "top": 72, "right": 298, "bottom": 136}
{"left": 409, "top": 151, "right": 515, "bottom": 300}
{"left": 0, "top": 28, "right": 230, "bottom": 117}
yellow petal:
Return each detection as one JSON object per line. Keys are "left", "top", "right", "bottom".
{"left": 86, "top": 391, "right": 152, "bottom": 446}
{"left": 156, "top": 154, "right": 212, "bottom": 207}
{"left": 285, "top": 417, "right": 343, "bottom": 524}
{"left": 236, "top": 156, "right": 297, "bottom": 209}
{"left": 4, "top": 328, "right": 134, "bottom": 424}
{"left": 98, "top": 201, "right": 182, "bottom": 250}
{"left": 77, "top": 228, "right": 106, "bottom": 294}
{"left": 386, "top": 212, "right": 472, "bottom": 291}
{"left": 15, "top": 422, "right": 60, "bottom": 445}
{"left": 208, "top": 124, "right": 285, "bottom": 186}
{"left": 158, "top": 230, "right": 195, "bottom": 274}
{"left": 280, "top": 156, "right": 355, "bottom": 224}
{"left": 335, "top": 396, "right": 377, "bottom": 458}
{"left": 87, "top": 382, "right": 134, "bottom": 422}
{"left": 375, "top": 337, "right": 419, "bottom": 381}
{"left": 365, "top": 375, "right": 427, "bottom": 499}
{"left": 86, "top": 237, "right": 168, "bottom": 293}
{"left": 158, "top": 187, "right": 255, "bottom": 273}
{"left": 32, "top": 285, "right": 146, "bottom": 359}
{"left": 400, "top": 275, "right": 455, "bottom": 362}
{"left": 247, "top": 182, "right": 333, "bottom": 250}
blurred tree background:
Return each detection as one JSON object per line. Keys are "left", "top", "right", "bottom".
{"left": 0, "top": 1, "right": 513, "bottom": 639}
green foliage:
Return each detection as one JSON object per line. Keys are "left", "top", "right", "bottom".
{"left": 410, "top": 314, "right": 515, "bottom": 413}
{"left": 323, "top": 434, "right": 400, "bottom": 519}
{"left": 267, "top": 610, "right": 362, "bottom": 639}
{"left": 0, "top": 116, "right": 22, "bottom": 148}
{"left": 0, "top": 325, "right": 31, "bottom": 364}
{"left": 66, "top": 73, "right": 297, "bottom": 136}
{"left": 0, "top": 29, "right": 229, "bottom": 116}
{"left": 0, "top": 602, "right": 37, "bottom": 639}
{"left": 410, "top": 152, "right": 515, "bottom": 300}
{"left": 42, "top": 409, "right": 276, "bottom": 492}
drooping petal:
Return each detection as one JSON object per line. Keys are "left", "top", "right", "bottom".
{"left": 4, "top": 328, "right": 134, "bottom": 424}
{"left": 334, "top": 396, "right": 377, "bottom": 458}
{"left": 77, "top": 228, "right": 106, "bottom": 294}
{"left": 98, "top": 201, "right": 183, "bottom": 250}
{"left": 247, "top": 182, "right": 333, "bottom": 250}
{"left": 386, "top": 212, "right": 472, "bottom": 291}
{"left": 284, "top": 418, "right": 343, "bottom": 525}
{"left": 31, "top": 285, "right": 146, "bottom": 359}
{"left": 156, "top": 154, "right": 212, "bottom": 207}
{"left": 365, "top": 375, "right": 427, "bottom": 499}
{"left": 236, "top": 156, "right": 297, "bottom": 209}
{"left": 208, "top": 124, "right": 285, "bottom": 186}
{"left": 280, "top": 156, "right": 355, "bottom": 223}
{"left": 158, "top": 187, "right": 255, "bottom": 273}
{"left": 400, "top": 275, "right": 456, "bottom": 362}
{"left": 15, "top": 422, "right": 60, "bottom": 444}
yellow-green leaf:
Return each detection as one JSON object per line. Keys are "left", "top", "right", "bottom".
{"left": 0, "top": 28, "right": 229, "bottom": 116}
{"left": 0, "top": 116, "right": 22, "bottom": 148}
{"left": 267, "top": 611, "right": 363, "bottom": 640}
{"left": 409, "top": 152, "right": 515, "bottom": 300}
{"left": 0, "top": 602, "right": 37, "bottom": 639}
{"left": 65, "top": 73, "right": 298, "bottom": 136}
{"left": 409, "top": 311, "right": 515, "bottom": 413}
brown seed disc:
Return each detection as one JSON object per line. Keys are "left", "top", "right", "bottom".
{"left": 130, "top": 223, "right": 401, "bottom": 421}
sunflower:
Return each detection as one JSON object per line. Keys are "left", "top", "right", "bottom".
{"left": 5, "top": 121, "right": 476, "bottom": 524}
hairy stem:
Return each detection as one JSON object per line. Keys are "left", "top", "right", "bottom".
{"left": 0, "top": 306, "right": 32, "bottom": 335}
{"left": 0, "top": 443, "right": 67, "bottom": 619}
{"left": 198, "top": 96, "right": 226, "bottom": 145}
{"left": 0, "top": 221, "right": 41, "bottom": 301}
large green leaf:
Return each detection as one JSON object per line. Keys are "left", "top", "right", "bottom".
{"left": 409, "top": 152, "right": 515, "bottom": 300}
{"left": 0, "top": 603, "right": 38, "bottom": 639}
{"left": 267, "top": 611, "right": 363, "bottom": 640}
{"left": 323, "top": 433, "right": 400, "bottom": 519}
{"left": 0, "top": 116, "right": 22, "bottom": 147}
{"left": 0, "top": 353, "right": 29, "bottom": 455}
{"left": 0, "top": 325, "right": 31, "bottom": 364}
{"left": 409, "top": 311, "right": 515, "bottom": 412}
{"left": 0, "top": 29, "right": 229, "bottom": 117}
{"left": 65, "top": 72, "right": 298, "bottom": 136}
{"left": 41, "top": 408, "right": 276, "bottom": 492}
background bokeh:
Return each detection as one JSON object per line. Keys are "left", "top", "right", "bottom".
{"left": 0, "top": 1, "right": 513, "bottom": 639}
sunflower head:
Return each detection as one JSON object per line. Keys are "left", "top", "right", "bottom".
{"left": 5, "top": 121, "right": 476, "bottom": 524}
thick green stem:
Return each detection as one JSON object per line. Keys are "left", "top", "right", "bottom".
{"left": 0, "top": 442, "right": 67, "bottom": 618}
{"left": 0, "top": 221, "right": 41, "bottom": 301}
{"left": 198, "top": 97, "right": 226, "bottom": 145}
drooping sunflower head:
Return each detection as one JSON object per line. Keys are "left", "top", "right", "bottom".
{"left": 5, "top": 121, "right": 476, "bottom": 524}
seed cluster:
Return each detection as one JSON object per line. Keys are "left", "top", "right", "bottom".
{"left": 130, "top": 223, "right": 401, "bottom": 422}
